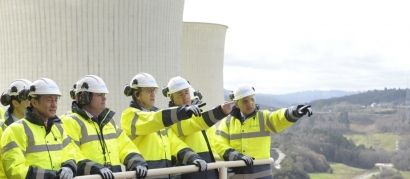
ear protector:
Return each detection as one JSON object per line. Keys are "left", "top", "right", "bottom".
{"left": 69, "top": 84, "right": 76, "bottom": 100}
{"left": 229, "top": 87, "right": 255, "bottom": 101}
{"left": 162, "top": 87, "right": 169, "bottom": 97}
{"left": 77, "top": 82, "right": 92, "bottom": 105}
{"left": 124, "top": 79, "right": 138, "bottom": 97}
{"left": 0, "top": 86, "right": 19, "bottom": 106}
{"left": 18, "top": 85, "right": 36, "bottom": 101}
{"left": 193, "top": 90, "right": 203, "bottom": 100}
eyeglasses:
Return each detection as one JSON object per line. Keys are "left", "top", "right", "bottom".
{"left": 143, "top": 88, "right": 158, "bottom": 94}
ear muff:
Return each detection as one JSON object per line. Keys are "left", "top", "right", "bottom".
{"left": 18, "top": 85, "right": 35, "bottom": 101}
{"left": 0, "top": 92, "right": 11, "bottom": 106}
{"left": 69, "top": 84, "right": 76, "bottom": 100}
{"left": 229, "top": 91, "right": 234, "bottom": 101}
{"left": 194, "top": 91, "right": 203, "bottom": 100}
{"left": 123, "top": 84, "right": 133, "bottom": 97}
{"left": 77, "top": 82, "right": 91, "bottom": 105}
{"left": 162, "top": 87, "right": 169, "bottom": 97}
{"left": 0, "top": 86, "right": 19, "bottom": 106}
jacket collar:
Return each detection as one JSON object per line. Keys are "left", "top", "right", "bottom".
{"left": 129, "top": 100, "right": 159, "bottom": 112}
{"left": 4, "top": 107, "right": 16, "bottom": 126}
{"left": 71, "top": 101, "right": 115, "bottom": 126}
{"left": 24, "top": 107, "right": 60, "bottom": 134}
{"left": 230, "top": 104, "right": 260, "bottom": 120}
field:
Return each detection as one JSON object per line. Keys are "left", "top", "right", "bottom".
{"left": 309, "top": 163, "right": 377, "bottom": 179}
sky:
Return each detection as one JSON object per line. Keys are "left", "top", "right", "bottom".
{"left": 183, "top": 0, "right": 410, "bottom": 95}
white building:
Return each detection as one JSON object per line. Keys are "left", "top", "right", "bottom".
{"left": 0, "top": 0, "right": 227, "bottom": 121}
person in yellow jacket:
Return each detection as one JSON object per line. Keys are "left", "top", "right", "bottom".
{"left": 162, "top": 76, "right": 233, "bottom": 179}
{"left": 121, "top": 73, "right": 208, "bottom": 179}
{"left": 0, "top": 79, "right": 33, "bottom": 178}
{"left": 60, "top": 75, "right": 148, "bottom": 179}
{"left": 215, "top": 84, "right": 313, "bottom": 179}
{"left": 0, "top": 78, "right": 77, "bottom": 179}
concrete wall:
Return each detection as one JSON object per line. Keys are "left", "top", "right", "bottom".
{"left": 181, "top": 22, "right": 228, "bottom": 111}
{"left": 0, "top": 0, "right": 185, "bottom": 118}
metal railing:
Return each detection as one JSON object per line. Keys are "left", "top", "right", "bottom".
{"left": 74, "top": 158, "right": 274, "bottom": 179}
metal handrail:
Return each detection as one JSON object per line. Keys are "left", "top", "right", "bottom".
{"left": 74, "top": 158, "right": 274, "bottom": 179}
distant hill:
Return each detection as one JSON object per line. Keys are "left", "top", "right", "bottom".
{"left": 223, "top": 89, "right": 359, "bottom": 109}
{"left": 310, "top": 88, "right": 408, "bottom": 107}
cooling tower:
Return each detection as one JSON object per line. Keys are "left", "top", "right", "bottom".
{"left": 0, "top": 0, "right": 184, "bottom": 116}
{"left": 181, "top": 22, "right": 228, "bottom": 111}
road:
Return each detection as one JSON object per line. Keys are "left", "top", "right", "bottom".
{"left": 352, "top": 172, "right": 380, "bottom": 179}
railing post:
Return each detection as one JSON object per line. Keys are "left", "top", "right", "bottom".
{"left": 219, "top": 166, "right": 227, "bottom": 179}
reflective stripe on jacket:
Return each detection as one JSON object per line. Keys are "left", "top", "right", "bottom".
{"left": 1, "top": 108, "right": 77, "bottom": 179}
{"left": 60, "top": 102, "right": 147, "bottom": 175}
{"left": 215, "top": 106, "right": 296, "bottom": 178}
{"left": 169, "top": 105, "right": 227, "bottom": 179}
{"left": 121, "top": 101, "right": 202, "bottom": 179}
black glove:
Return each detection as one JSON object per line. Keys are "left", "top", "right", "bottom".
{"left": 135, "top": 165, "right": 148, "bottom": 179}
{"left": 185, "top": 103, "right": 206, "bottom": 117}
{"left": 98, "top": 167, "right": 114, "bottom": 179}
{"left": 191, "top": 99, "right": 203, "bottom": 105}
{"left": 297, "top": 105, "right": 313, "bottom": 117}
{"left": 193, "top": 159, "right": 207, "bottom": 172}
{"left": 233, "top": 153, "right": 254, "bottom": 167}
{"left": 57, "top": 167, "right": 73, "bottom": 179}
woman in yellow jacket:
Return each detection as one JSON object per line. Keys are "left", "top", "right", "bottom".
{"left": 1, "top": 78, "right": 77, "bottom": 179}
{"left": 121, "top": 73, "right": 208, "bottom": 179}
{"left": 215, "top": 84, "right": 313, "bottom": 179}
{"left": 60, "top": 75, "right": 148, "bottom": 179}
{"left": 163, "top": 76, "right": 233, "bottom": 179}
{"left": 0, "top": 79, "right": 33, "bottom": 178}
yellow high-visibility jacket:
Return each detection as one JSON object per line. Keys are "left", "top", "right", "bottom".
{"left": 60, "top": 102, "right": 147, "bottom": 175}
{"left": 1, "top": 107, "right": 77, "bottom": 179}
{"left": 169, "top": 104, "right": 227, "bottom": 179}
{"left": 0, "top": 107, "right": 6, "bottom": 178}
{"left": 215, "top": 105, "right": 298, "bottom": 179}
{"left": 121, "top": 101, "right": 204, "bottom": 179}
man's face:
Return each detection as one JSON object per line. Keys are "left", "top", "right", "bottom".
{"left": 171, "top": 88, "right": 191, "bottom": 106}
{"left": 89, "top": 93, "right": 107, "bottom": 114}
{"left": 235, "top": 95, "right": 256, "bottom": 116}
{"left": 32, "top": 95, "right": 59, "bottom": 120}
{"left": 137, "top": 87, "right": 157, "bottom": 109}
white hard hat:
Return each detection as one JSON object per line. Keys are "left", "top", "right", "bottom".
{"left": 29, "top": 78, "right": 61, "bottom": 96}
{"left": 165, "top": 76, "right": 191, "bottom": 97}
{"left": 75, "top": 75, "right": 109, "bottom": 94}
{"left": 130, "top": 73, "right": 159, "bottom": 89}
{"left": 6, "top": 79, "right": 32, "bottom": 96}
{"left": 230, "top": 84, "right": 255, "bottom": 101}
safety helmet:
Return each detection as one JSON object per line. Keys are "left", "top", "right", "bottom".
{"left": 130, "top": 73, "right": 159, "bottom": 89}
{"left": 162, "top": 76, "right": 191, "bottom": 97}
{"left": 1, "top": 79, "right": 32, "bottom": 106}
{"left": 5, "top": 79, "right": 32, "bottom": 96}
{"left": 229, "top": 84, "right": 255, "bottom": 101}
{"left": 75, "top": 75, "right": 109, "bottom": 94}
{"left": 18, "top": 78, "right": 62, "bottom": 101}
{"left": 189, "top": 87, "right": 203, "bottom": 100}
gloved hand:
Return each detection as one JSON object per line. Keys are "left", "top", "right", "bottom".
{"left": 98, "top": 167, "right": 114, "bottom": 179}
{"left": 233, "top": 153, "right": 254, "bottom": 167}
{"left": 193, "top": 159, "right": 207, "bottom": 172}
{"left": 297, "top": 105, "right": 313, "bottom": 117}
{"left": 191, "top": 99, "right": 203, "bottom": 105}
{"left": 57, "top": 167, "right": 73, "bottom": 179}
{"left": 185, "top": 103, "right": 206, "bottom": 117}
{"left": 135, "top": 165, "right": 148, "bottom": 179}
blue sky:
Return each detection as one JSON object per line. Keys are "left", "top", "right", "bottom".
{"left": 183, "top": 0, "right": 410, "bottom": 94}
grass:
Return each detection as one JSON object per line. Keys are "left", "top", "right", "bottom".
{"left": 309, "top": 163, "right": 378, "bottom": 179}
{"left": 344, "top": 133, "right": 399, "bottom": 151}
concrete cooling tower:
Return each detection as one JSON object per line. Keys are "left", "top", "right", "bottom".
{"left": 0, "top": 0, "right": 184, "bottom": 116}
{"left": 181, "top": 22, "right": 228, "bottom": 111}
